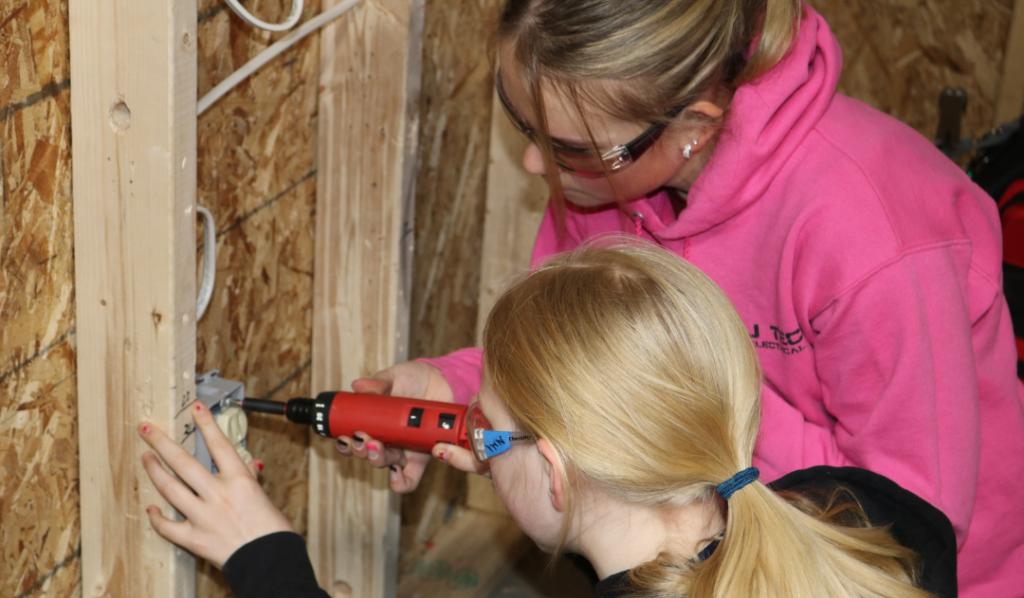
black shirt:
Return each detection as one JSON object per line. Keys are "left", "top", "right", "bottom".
{"left": 223, "top": 466, "right": 957, "bottom": 598}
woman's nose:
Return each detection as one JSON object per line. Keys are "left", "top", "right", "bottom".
{"left": 522, "top": 142, "right": 546, "bottom": 176}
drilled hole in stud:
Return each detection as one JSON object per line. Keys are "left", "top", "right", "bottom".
{"left": 110, "top": 102, "right": 131, "bottom": 131}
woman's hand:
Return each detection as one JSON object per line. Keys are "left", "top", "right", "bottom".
{"left": 138, "top": 401, "right": 294, "bottom": 568}
{"left": 430, "top": 441, "right": 491, "bottom": 476}
{"left": 337, "top": 361, "right": 456, "bottom": 492}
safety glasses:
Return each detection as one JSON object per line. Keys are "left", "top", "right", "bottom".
{"left": 495, "top": 70, "right": 686, "bottom": 178}
{"left": 466, "top": 401, "right": 536, "bottom": 462}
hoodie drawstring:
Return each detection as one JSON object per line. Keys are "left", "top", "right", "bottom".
{"left": 634, "top": 210, "right": 691, "bottom": 260}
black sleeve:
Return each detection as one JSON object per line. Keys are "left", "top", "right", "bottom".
{"left": 222, "top": 531, "right": 330, "bottom": 598}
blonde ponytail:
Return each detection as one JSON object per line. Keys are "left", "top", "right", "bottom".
{"left": 483, "top": 238, "right": 934, "bottom": 598}
{"left": 679, "top": 482, "right": 931, "bottom": 598}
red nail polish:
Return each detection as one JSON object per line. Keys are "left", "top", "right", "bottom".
{"left": 367, "top": 443, "right": 377, "bottom": 452}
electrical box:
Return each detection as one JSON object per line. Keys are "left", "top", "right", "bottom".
{"left": 194, "top": 370, "right": 249, "bottom": 473}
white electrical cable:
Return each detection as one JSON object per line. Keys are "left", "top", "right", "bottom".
{"left": 198, "top": 0, "right": 363, "bottom": 115}
{"left": 225, "top": 0, "right": 303, "bottom": 32}
{"left": 196, "top": 207, "right": 217, "bottom": 321}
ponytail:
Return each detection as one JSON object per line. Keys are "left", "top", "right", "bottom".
{"left": 624, "top": 477, "right": 931, "bottom": 598}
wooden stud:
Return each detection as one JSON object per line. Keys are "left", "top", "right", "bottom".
{"left": 309, "top": 0, "right": 424, "bottom": 596}
{"left": 475, "top": 88, "right": 549, "bottom": 345}
{"left": 995, "top": 0, "right": 1024, "bottom": 125}
{"left": 466, "top": 89, "right": 548, "bottom": 514}
{"left": 70, "top": 0, "right": 198, "bottom": 596}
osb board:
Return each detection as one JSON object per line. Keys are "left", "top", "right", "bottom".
{"left": 0, "top": 334, "right": 78, "bottom": 598}
{"left": 402, "top": 0, "right": 499, "bottom": 578}
{"left": 809, "top": 0, "right": 1015, "bottom": 140}
{"left": 994, "top": 0, "right": 1024, "bottom": 124}
{"left": 1, "top": 0, "right": 79, "bottom": 596}
{"left": 193, "top": 1, "right": 322, "bottom": 595}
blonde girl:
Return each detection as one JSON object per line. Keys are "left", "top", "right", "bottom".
{"left": 137, "top": 241, "right": 956, "bottom": 598}
{"left": 473, "top": 240, "right": 954, "bottom": 598}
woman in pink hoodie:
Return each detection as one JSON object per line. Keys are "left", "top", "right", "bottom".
{"left": 340, "top": 1, "right": 1024, "bottom": 595}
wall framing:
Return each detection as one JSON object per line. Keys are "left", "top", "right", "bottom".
{"left": 309, "top": 0, "right": 424, "bottom": 596}
{"left": 70, "top": 0, "right": 198, "bottom": 596}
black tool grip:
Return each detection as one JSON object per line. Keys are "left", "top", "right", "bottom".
{"left": 239, "top": 398, "right": 287, "bottom": 416}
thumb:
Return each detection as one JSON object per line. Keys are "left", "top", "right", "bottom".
{"left": 352, "top": 378, "right": 390, "bottom": 395}
{"left": 432, "top": 443, "right": 490, "bottom": 476}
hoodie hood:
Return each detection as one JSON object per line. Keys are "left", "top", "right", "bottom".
{"left": 651, "top": 4, "right": 843, "bottom": 240}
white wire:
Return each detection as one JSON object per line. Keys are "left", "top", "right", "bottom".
{"left": 196, "top": 207, "right": 217, "bottom": 321}
{"left": 225, "top": 0, "right": 303, "bottom": 32}
{"left": 198, "top": 0, "right": 363, "bottom": 115}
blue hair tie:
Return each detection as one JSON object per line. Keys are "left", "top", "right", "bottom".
{"left": 716, "top": 467, "right": 759, "bottom": 500}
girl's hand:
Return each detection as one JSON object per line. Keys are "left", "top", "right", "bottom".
{"left": 430, "top": 442, "right": 490, "bottom": 477}
{"left": 138, "top": 401, "right": 294, "bottom": 568}
{"left": 337, "top": 361, "right": 455, "bottom": 493}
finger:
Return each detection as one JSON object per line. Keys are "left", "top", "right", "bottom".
{"left": 366, "top": 444, "right": 407, "bottom": 469}
{"left": 246, "top": 459, "right": 263, "bottom": 478}
{"left": 359, "top": 437, "right": 407, "bottom": 469}
{"left": 138, "top": 421, "right": 214, "bottom": 495}
{"left": 364, "top": 439, "right": 383, "bottom": 465}
{"left": 433, "top": 443, "right": 489, "bottom": 475}
{"left": 190, "top": 402, "right": 248, "bottom": 478}
{"left": 350, "top": 431, "right": 369, "bottom": 455}
{"left": 389, "top": 456, "right": 426, "bottom": 493}
{"left": 142, "top": 452, "right": 202, "bottom": 513}
{"left": 351, "top": 377, "right": 390, "bottom": 395}
{"left": 145, "top": 505, "right": 194, "bottom": 549}
{"left": 365, "top": 440, "right": 403, "bottom": 468}
{"left": 383, "top": 447, "right": 408, "bottom": 469}
{"left": 336, "top": 437, "right": 353, "bottom": 455}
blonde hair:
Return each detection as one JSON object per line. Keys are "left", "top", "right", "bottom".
{"left": 495, "top": 0, "right": 803, "bottom": 212}
{"left": 483, "top": 239, "right": 932, "bottom": 598}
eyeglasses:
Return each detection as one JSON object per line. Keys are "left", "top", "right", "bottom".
{"left": 495, "top": 71, "right": 686, "bottom": 178}
{"left": 465, "top": 401, "right": 537, "bottom": 462}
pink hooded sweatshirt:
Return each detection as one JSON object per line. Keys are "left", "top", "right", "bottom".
{"left": 423, "top": 6, "right": 1024, "bottom": 595}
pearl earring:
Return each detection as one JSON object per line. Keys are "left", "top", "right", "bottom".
{"left": 683, "top": 139, "right": 698, "bottom": 159}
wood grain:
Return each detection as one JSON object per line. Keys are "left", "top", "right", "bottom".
{"left": 475, "top": 88, "right": 548, "bottom": 345}
{"left": 310, "top": 0, "right": 423, "bottom": 596}
{"left": 409, "top": 0, "right": 497, "bottom": 361}
{"left": 400, "top": 0, "right": 499, "bottom": 577}
{"left": 995, "top": 0, "right": 1024, "bottom": 124}
{"left": 0, "top": 1, "right": 78, "bottom": 595}
{"left": 70, "top": 0, "right": 198, "bottom": 596}
{"left": 809, "top": 0, "right": 1014, "bottom": 140}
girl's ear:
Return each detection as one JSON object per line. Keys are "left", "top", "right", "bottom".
{"left": 680, "top": 100, "right": 726, "bottom": 152}
{"left": 536, "top": 438, "right": 566, "bottom": 512}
